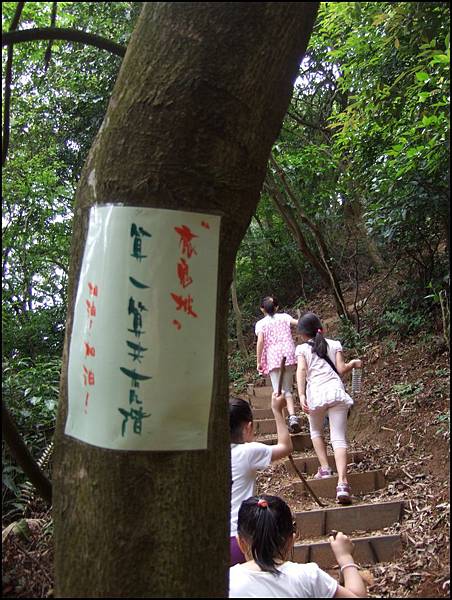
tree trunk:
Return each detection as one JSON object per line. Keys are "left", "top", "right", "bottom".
{"left": 53, "top": 3, "right": 318, "bottom": 597}
{"left": 231, "top": 265, "right": 248, "bottom": 357}
{"left": 342, "top": 192, "right": 385, "bottom": 271}
{"left": 270, "top": 154, "right": 350, "bottom": 319}
{"left": 266, "top": 170, "right": 350, "bottom": 320}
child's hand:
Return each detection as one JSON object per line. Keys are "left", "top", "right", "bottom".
{"left": 257, "top": 362, "right": 263, "bottom": 374}
{"left": 271, "top": 392, "right": 286, "bottom": 413}
{"left": 328, "top": 531, "right": 355, "bottom": 563}
{"left": 299, "top": 394, "right": 310, "bottom": 414}
{"left": 353, "top": 359, "right": 362, "bottom": 369}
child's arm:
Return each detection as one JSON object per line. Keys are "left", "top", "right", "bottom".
{"left": 296, "top": 355, "right": 310, "bottom": 414}
{"left": 256, "top": 332, "right": 264, "bottom": 372}
{"left": 335, "top": 352, "right": 362, "bottom": 377}
{"left": 270, "top": 392, "right": 293, "bottom": 461}
{"left": 330, "top": 532, "right": 367, "bottom": 598}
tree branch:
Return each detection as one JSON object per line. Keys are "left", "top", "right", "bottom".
{"left": 270, "top": 154, "right": 350, "bottom": 319}
{"left": 2, "top": 1, "right": 25, "bottom": 166}
{"left": 287, "top": 110, "right": 329, "bottom": 133}
{"left": 2, "top": 400, "right": 52, "bottom": 506}
{"left": 44, "top": 1, "right": 58, "bottom": 72}
{"left": 2, "top": 27, "right": 126, "bottom": 57}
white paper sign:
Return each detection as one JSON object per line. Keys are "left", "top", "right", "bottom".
{"left": 66, "top": 205, "right": 220, "bottom": 450}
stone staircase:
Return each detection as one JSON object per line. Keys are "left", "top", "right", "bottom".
{"left": 246, "top": 383, "right": 404, "bottom": 572}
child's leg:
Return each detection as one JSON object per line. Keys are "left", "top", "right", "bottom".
{"left": 308, "top": 408, "right": 330, "bottom": 468}
{"left": 328, "top": 404, "right": 349, "bottom": 484}
{"left": 269, "top": 369, "right": 280, "bottom": 394}
{"left": 282, "top": 366, "right": 296, "bottom": 415}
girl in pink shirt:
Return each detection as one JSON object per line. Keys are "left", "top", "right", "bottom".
{"left": 255, "top": 296, "right": 300, "bottom": 433}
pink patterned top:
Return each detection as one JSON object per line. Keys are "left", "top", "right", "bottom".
{"left": 255, "top": 313, "right": 296, "bottom": 375}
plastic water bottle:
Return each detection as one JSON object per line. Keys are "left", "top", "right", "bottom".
{"left": 351, "top": 368, "right": 362, "bottom": 394}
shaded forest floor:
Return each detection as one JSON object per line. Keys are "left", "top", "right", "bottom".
{"left": 2, "top": 285, "right": 450, "bottom": 598}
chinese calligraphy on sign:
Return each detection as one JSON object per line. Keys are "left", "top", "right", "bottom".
{"left": 82, "top": 282, "right": 99, "bottom": 413}
{"left": 66, "top": 205, "right": 220, "bottom": 451}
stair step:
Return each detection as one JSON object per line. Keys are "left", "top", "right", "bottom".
{"left": 294, "top": 500, "right": 404, "bottom": 539}
{"left": 253, "top": 407, "right": 294, "bottom": 420}
{"left": 252, "top": 407, "right": 275, "bottom": 420}
{"left": 247, "top": 384, "right": 273, "bottom": 399}
{"left": 254, "top": 418, "right": 304, "bottom": 435}
{"left": 254, "top": 419, "right": 279, "bottom": 435}
{"left": 261, "top": 433, "right": 313, "bottom": 450}
{"left": 292, "top": 470, "right": 386, "bottom": 498}
{"left": 284, "top": 452, "right": 365, "bottom": 475}
{"left": 293, "top": 534, "right": 402, "bottom": 568}
{"left": 248, "top": 395, "right": 273, "bottom": 409}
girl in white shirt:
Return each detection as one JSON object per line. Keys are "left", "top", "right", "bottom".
{"left": 229, "top": 494, "right": 367, "bottom": 598}
{"left": 295, "top": 313, "right": 362, "bottom": 504}
{"left": 229, "top": 395, "right": 293, "bottom": 566}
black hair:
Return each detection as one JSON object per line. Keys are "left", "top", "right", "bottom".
{"left": 260, "top": 296, "right": 278, "bottom": 317}
{"left": 229, "top": 397, "right": 253, "bottom": 443}
{"left": 297, "top": 312, "right": 329, "bottom": 359}
{"left": 237, "top": 495, "right": 295, "bottom": 575}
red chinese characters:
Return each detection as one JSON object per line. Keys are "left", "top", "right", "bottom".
{"left": 171, "top": 223, "right": 205, "bottom": 328}
{"left": 170, "top": 293, "right": 198, "bottom": 318}
{"left": 177, "top": 258, "right": 193, "bottom": 289}
{"left": 174, "top": 225, "right": 198, "bottom": 258}
{"left": 82, "top": 281, "right": 99, "bottom": 413}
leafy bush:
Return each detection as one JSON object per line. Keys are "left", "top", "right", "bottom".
{"left": 336, "top": 318, "right": 367, "bottom": 353}
{"left": 228, "top": 350, "right": 258, "bottom": 394}
{"left": 375, "top": 300, "right": 427, "bottom": 338}
{"left": 392, "top": 382, "right": 424, "bottom": 397}
{"left": 2, "top": 356, "right": 60, "bottom": 518}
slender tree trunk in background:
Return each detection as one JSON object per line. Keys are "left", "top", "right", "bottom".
{"left": 342, "top": 192, "right": 385, "bottom": 270}
{"left": 53, "top": 3, "right": 318, "bottom": 597}
{"left": 231, "top": 265, "right": 248, "bottom": 357}
{"left": 267, "top": 168, "right": 350, "bottom": 320}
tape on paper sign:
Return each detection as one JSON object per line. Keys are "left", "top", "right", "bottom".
{"left": 66, "top": 205, "right": 220, "bottom": 450}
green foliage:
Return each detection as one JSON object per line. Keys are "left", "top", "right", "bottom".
{"left": 2, "top": 3, "right": 141, "bottom": 517}
{"left": 392, "top": 381, "right": 424, "bottom": 398}
{"left": 376, "top": 299, "right": 426, "bottom": 338}
{"left": 317, "top": 2, "right": 449, "bottom": 287}
{"left": 2, "top": 355, "right": 61, "bottom": 516}
{"left": 233, "top": 195, "right": 313, "bottom": 335}
{"left": 2, "top": 1, "right": 141, "bottom": 362}
{"left": 229, "top": 350, "right": 259, "bottom": 394}
{"left": 336, "top": 317, "right": 367, "bottom": 353}
{"left": 434, "top": 410, "right": 450, "bottom": 439}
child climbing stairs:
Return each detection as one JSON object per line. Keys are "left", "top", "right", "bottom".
{"left": 246, "top": 383, "right": 404, "bottom": 573}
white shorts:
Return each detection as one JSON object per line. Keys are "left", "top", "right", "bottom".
{"left": 269, "top": 365, "right": 295, "bottom": 397}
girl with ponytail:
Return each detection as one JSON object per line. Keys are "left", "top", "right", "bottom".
{"left": 229, "top": 494, "right": 367, "bottom": 597}
{"left": 255, "top": 296, "right": 301, "bottom": 433}
{"left": 295, "top": 313, "right": 362, "bottom": 504}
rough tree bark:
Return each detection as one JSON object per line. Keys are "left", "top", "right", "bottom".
{"left": 53, "top": 3, "right": 318, "bottom": 597}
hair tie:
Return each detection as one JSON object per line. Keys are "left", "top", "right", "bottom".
{"left": 257, "top": 499, "right": 268, "bottom": 508}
